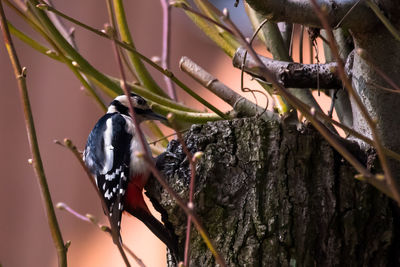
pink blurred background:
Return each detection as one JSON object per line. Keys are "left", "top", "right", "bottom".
{"left": 0, "top": 1, "right": 248, "bottom": 266}
{"left": 0, "top": 1, "right": 330, "bottom": 266}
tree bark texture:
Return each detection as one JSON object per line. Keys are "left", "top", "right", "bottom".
{"left": 147, "top": 118, "right": 400, "bottom": 266}
{"left": 243, "top": 0, "right": 400, "bottom": 178}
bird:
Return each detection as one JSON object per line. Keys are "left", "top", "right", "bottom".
{"left": 83, "top": 93, "right": 179, "bottom": 260}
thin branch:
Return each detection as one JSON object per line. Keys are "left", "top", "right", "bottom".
{"left": 243, "top": 3, "right": 329, "bottom": 120}
{"left": 299, "top": 101, "right": 400, "bottom": 163}
{"left": 107, "top": 10, "right": 148, "bottom": 156}
{"left": 299, "top": 25, "right": 304, "bottom": 63}
{"left": 8, "top": 5, "right": 104, "bottom": 113}
{"left": 366, "top": 0, "right": 400, "bottom": 42}
{"left": 45, "top": 0, "right": 226, "bottom": 118}
{"left": 368, "top": 81, "right": 400, "bottom": 94}
{"left": 171, "top": 0, "right": 237, "bottom": 57}
{"left": 0, "top": 2, "right": 67, "bottom": 266}
{"left": 141, "top": 155, "right": 227, "bottom": 267}
{"left": 328, "top": 90, "right": 337, "bottom": 118}
{"left": 309, "top": 0, "right": 400, "bottom": 205}
{"left": 160, "top": 0, "right": 177, "bottom": 100}
{"left": 334, "top": 0, "right": 363, "bottom": 28}
{"left": 179, "top": 56, "right": 278, "bottom": 120}
{"left": 221, "top": 8, "right": 393, "bottom": 199}
{"left": 357, "top": 48, "right": 400, "bottom": 91}
{"left": 308, "top": 30, "right": 314, "bottom": 64}
{"left": 37, "top": 1, "right": 106, "bottom": 108}
{"left": 56, "top": 202, "right": 145, "bottom": 267}
{"left": 5, "top": 2, "right": 107, "bottom": 111}
{"left": 288, "top": 23, "right": 294, "bottom": 58}
{"left": 32, "top": 1, "right": 228, "bottom": 120}
{"left": 242, "top": 18, "right": 288, "bottom": 118}
{"left": 112, "top": 0, "right": 167, "bottom": 97}
{"left": 277, "top": 22, "right": 293, "bottom": 54}
{"left": 243, "top": 5, "right": 296, "bottom": 117}
{"left": 42, "top": 0, "right": 77, "bottom": 47}
{"left": 320, "top": 29, "right": 354, "bottom": 129}
{"left": 97, "top": 76, "right": 194, "bottom": 112}
{"left": 166, "top": 114, "right": 196, "bottom": 267}
{"left": 149, "top": 103, "right": 222, "bottom": 123}
{"left": 148, "top": 129, "right": 189, "bottom": 146}
{"left": 9, "top": 23, "right": 225, "bottom": 121}
{"left": 105, "top": 3, "right": 149, "bottom": 265}
{"left": 171, "top": 1, "right": 234, "bottom": 36}
{"left": 107, "top": 28, "right": 227, "bottom": 262}
{"left": 61, "top": 138, "right": 130, "bottom": 266}
{"left": 192, "top": 0, "right": 240, "bottom": 50}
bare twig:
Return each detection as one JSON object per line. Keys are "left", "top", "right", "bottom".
{"left": 366, "top": 0, "right": 400, "bottom": 42}
{"left": 299, "top": 25, "right": 304, "bottom": 63}
{"left": 148, "top": 129, "right": 190, "bottom": 145}
{"left": 288, "top": 23, "right": 294, "bottom": 58}
{"left": 106, "top": 3, "right": 144, "bottom": 265}
{"left": 107, "top": 6, "right": 227, "bottom": 263}
{"left": 34, "top": 1, "right": 227, "bottom": 119}
{"left": 308, "top": 30, "right": 314, "bottom": 64}
{"left": 56, "top": 202, "right": 145, "bottom": 267}
{"left": 160, "top": 0, "right": 177, "bottom": 100}
{"left": 368, "top": 82, "right": 400, "bottom": 94}
{"left": 171, "top": 1, "right": 234, "bottom": 36}
{"left": 166, "top": 114, "right": 196, "bottom": 267}
{"left": 357, "top": 48, "right": 400, "bottom": 91}
{"left": 221, "top": 8, "right": 392, "bottom": 198}
{"left": 141, "top": 154, "right": 227, "bottom": 267}
{"left": 328, "top": 90, "right": 337, "bottom": 118}
{"left": 309, "top": 0, "right": 400, "bottom": 204}
{"left": 179, "top": 56, "right": 277, "bottom": 120}
{"left": 62, "top": 138, "right": 130, "bottom": 266}
{"left": 36, "top": 0, "right": 107, "bottom": 109}
{"left": 334, "top": 0, "right": 363, "bottom": 28}
{"left": 0, "top": 2, "right": 67, "bottom": 266}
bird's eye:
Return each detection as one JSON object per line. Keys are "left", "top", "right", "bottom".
{"left": 135, "top": 96, "right": 146, "bottom": 106}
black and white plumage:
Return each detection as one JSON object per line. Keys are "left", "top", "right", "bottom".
{"left": 83, "top": 93, "right": 165, "bottom": 228}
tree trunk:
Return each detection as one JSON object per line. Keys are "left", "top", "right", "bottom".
{"left": 147, "top": 118, "right": 400, "bottom": 266}
{"left": 243, "top": 0, "right": 400, "bottom": 177}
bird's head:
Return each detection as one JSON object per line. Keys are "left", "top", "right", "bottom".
{"left": 107, "top": 93, "right": 166, "bottom": 123}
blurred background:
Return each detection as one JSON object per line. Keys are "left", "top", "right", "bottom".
{"left": 0, "top": 1, "right": 327, "bottom": 266}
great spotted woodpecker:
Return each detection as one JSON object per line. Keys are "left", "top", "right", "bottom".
{"left": 83, "top": 93, "right": 179, "bottom": 259}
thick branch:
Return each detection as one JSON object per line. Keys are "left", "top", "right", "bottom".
{"left": 233, "top": 47, "right": 341, "bottom": 89}
{"left": 245, "top": 0, "right": 377, "bottom": 30}
{"left": 179, "top": 56, "right": 278, "bottom": 120}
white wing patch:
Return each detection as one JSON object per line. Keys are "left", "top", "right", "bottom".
{"left": 105, "top": 166, "right": 123, "bottom": 181}
{"left": 104, "top": 189, "right": 113, "bottom": 200}
{"left": 101, "top": 118, "right": 114, "bottom": 175}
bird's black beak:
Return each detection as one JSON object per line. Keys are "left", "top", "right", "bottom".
{"left": 134, "top": 108, "right": 167, "bottom": 122}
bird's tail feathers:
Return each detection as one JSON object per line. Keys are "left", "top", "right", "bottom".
{"left": 125, "top": 205, "right": 181, "bottom": 263}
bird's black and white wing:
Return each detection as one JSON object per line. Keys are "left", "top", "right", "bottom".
{"left": 84, "top": 113, "right": 132, "bottom": 229}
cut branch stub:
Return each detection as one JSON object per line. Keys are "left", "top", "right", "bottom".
{"left": 233, "top": 47, "right": 342, "bottom": 89}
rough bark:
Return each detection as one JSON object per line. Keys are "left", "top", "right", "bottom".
{"left": 350, "top": 25, "right": 400, "bottom": 176}
{"left": 243, "top": 0, "right": 400, "bottom": 178}
{"left": 233, "top": 47, "right": 342, "bottom": 89}
{"left": 147, "top": 118, "right": 400, "bottom": 266}
{"left": 244, "top": 0, "right": 377, "bottom": 30}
